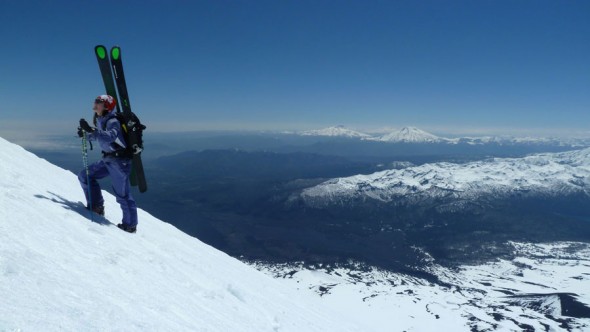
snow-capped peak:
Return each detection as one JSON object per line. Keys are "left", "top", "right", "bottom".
{"left": 0, "top": 136, "right": 359, "bottom": 331}
{"left": 377, "top": 126, "right": 443, "bottom": 143}
{"left": 299, "top": 125, "right": 370, "bottom": 138}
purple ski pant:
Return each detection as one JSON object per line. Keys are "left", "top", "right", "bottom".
{"left": 78, "top": 157, "right": 138, "bottom": 227}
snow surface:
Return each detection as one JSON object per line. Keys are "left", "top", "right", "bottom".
{"left": 301, "top": 148, "right": 590, "bottom": 206}
{"left": 0, "top": 137, "right": 362, "bottom": 331}
{"left": 254, "top": 242, "right": 590, "bottom": 331}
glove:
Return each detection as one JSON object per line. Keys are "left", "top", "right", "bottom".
{"left": 79, "top": 119, "right": 95, "bottom": 133}
{"left": 77, "top": 127, "right": 84, "bottom": 138}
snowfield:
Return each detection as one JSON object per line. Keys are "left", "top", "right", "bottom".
{"left": 254, "top": 242, "right": 590, "bottom": 331}
{"left": 0, "top": 137, "right": 361, "bottom": 332}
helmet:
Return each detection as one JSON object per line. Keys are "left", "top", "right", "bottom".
{"left": 94, "top": 95, "right": 117, "bottom": 112}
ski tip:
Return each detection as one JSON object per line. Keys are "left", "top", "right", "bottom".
{"left": 110, "top": 46, "right": 121, "bottom": 60}
{"left": 95, "top": 45, "right": 107, "bottom": 59}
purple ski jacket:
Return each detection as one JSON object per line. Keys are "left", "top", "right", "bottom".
{"left": 88, "top": 112, "right": 127, "bottom": 154}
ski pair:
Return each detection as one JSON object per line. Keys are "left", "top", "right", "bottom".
{"left": 94, "top": 45, "right": 147, "bottom": 193}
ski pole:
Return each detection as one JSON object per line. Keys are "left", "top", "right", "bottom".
{"left": 81, "top": 131, "right": 94, "bottom": 222}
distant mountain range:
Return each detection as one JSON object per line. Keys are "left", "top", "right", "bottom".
{"left": 301, "top": 147, "right": 590, "bottom": 208}
{"left": 298, "top": 126, "right": 590, "bottom": 147}
{"left": 299, "top": 125, "right": 371, "bottom": 138}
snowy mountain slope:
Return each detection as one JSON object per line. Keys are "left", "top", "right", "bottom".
{"left": 299, "top": 126, "right": 370, "bottom": 138}
{"left": 254, "top": 242, "right": 590, "bottom": 332}
{"left": 0, "top": 137, "right": 361, "bottom": 332}
{"left": 301, "top": 148, "right": 590, "bottom": 206}
{"left": 374, "top": 126, "right": 444, "bottom": 143}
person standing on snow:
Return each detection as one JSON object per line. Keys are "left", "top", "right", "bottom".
{"left": 77, "top": 95, "right": 138, "bottom": 233}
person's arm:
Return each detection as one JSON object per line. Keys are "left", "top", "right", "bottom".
{"left": 79, "top": 118, "right": 124, "bottom": 147}
{"left": 91, "top": 118, "right": 123, "bottom": 145}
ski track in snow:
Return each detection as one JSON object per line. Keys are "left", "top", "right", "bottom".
{"left": 0, "top": 137, "right": 362, "bottom": 332}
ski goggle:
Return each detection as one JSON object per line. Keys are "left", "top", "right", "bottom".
{"left": 95, "top": 98, "right": 106, "bottom": 104}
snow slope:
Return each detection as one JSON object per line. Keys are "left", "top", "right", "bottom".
{"left": 301, "top": 148, "right": 590, "bottom": 206}
{"left": 0, "top": 137, "right": 361, "bottom": 332}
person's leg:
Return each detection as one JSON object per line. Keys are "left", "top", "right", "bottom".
{"left": 78, "top": 160, "right": 109, "bottom": 209}
{"left": 105, "top": 158, "right": 138, "bottom": 227}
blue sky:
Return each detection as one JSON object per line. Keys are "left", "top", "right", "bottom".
{"left": 1, "top": 0, "right": 589, "bottom": 138}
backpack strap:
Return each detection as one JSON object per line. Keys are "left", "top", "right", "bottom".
{"left": 101, "top": 116, "right": 119, "bottom": 131}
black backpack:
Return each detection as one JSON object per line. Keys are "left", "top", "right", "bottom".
{"left": 99, "top": 112, "right": 146, "bottom": 155}
{"left": 116, "top": 112, "right": 146, "bottom": 155}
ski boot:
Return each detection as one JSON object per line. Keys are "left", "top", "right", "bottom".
{"left": 87, "top": 205, "right": 105, "bottom": 217}
{"left": 117, "top": 223, "right": 137, "bottom": 233}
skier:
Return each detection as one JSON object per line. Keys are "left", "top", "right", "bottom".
{"left": 77, "top": 95, "right": 138, "bottom": 233}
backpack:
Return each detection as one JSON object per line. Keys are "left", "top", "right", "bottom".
{"left": 101, "top": 112, "right": 146, "bottom": 155}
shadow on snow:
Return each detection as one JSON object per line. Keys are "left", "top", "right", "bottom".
{"left": 34, "top": 191, "right": 111, "bottom": 226}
